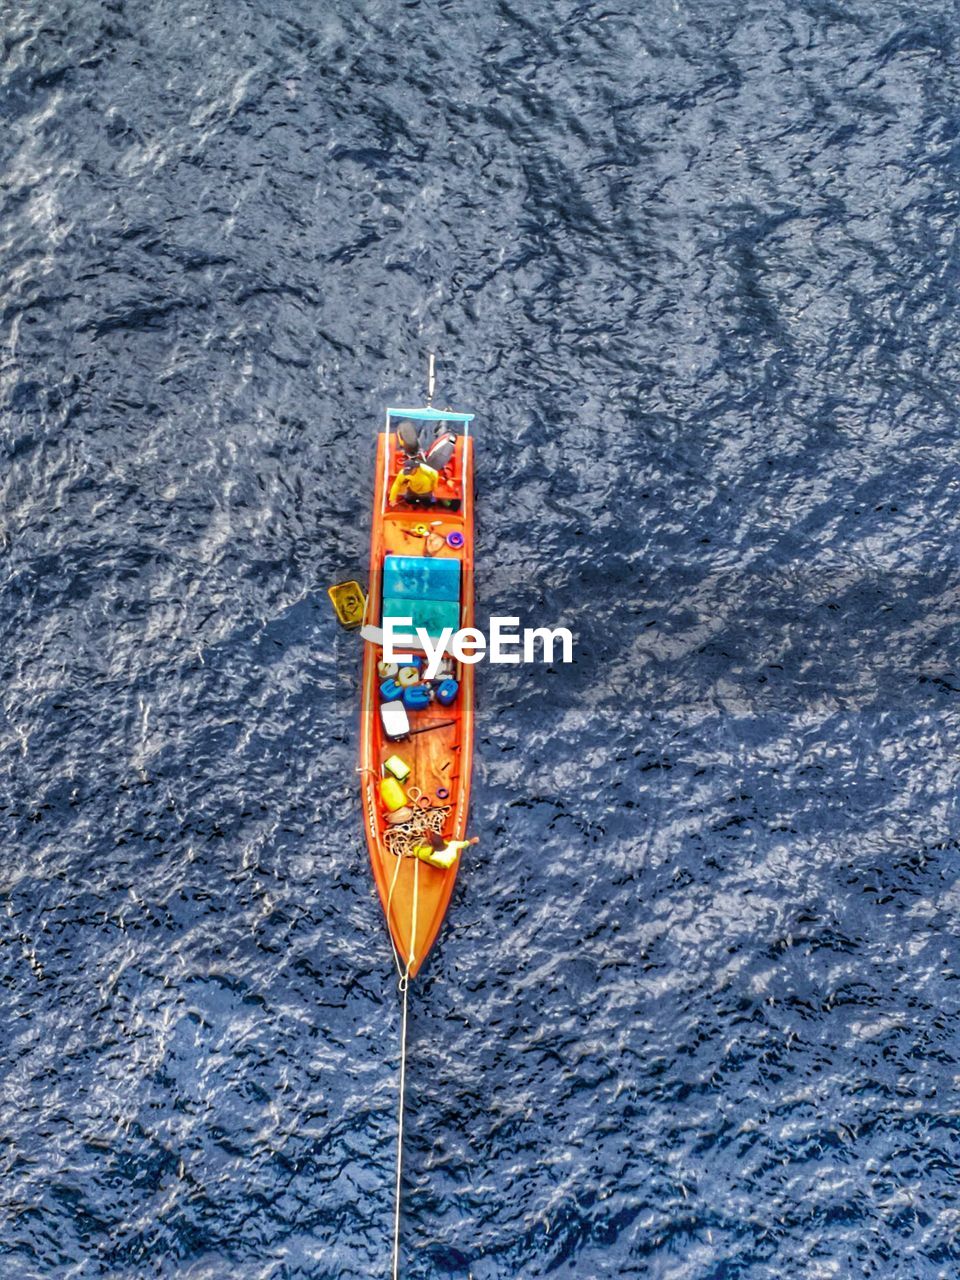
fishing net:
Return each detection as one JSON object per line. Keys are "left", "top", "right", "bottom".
{"left": 384, "top": 805, "right": 452, "bottom": 859}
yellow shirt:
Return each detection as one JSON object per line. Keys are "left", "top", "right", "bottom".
{"left": 389, "top": 463, "right": 438, "bottom": 506}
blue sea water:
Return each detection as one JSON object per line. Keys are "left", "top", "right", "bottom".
{"left": 2, "top": 1, "right": 960, "bottom": 1276}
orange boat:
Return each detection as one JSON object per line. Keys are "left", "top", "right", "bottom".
{"left": 359, "top": 390, "right": 476, "bottom": 979}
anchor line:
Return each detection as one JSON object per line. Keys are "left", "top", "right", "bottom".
{"left": 392, "top": 968, "right": 411, "bottom": 1280}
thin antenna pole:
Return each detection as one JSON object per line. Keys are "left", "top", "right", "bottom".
{"left": 426, "top": 352, "right": 436, "bottom": 407}
{"left": 392, "top": 970, "right": 410, "bottom": 1280}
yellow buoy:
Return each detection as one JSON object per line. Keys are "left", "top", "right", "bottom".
{"left": 379, "top": 777, "right": 408, "bottom": 812}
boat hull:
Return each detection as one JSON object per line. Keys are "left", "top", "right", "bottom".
{"left": 360, "top": 430, "right": 474, "bottom": 977}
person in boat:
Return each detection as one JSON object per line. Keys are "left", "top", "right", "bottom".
{"left": 389, "top": 457, "right": 439, "bottom": 506}
{"left": 395, "top": 419, "right": 421, "bottom": 456}
{"left": 412, "top": 830, "right": 478, "bottom": 870}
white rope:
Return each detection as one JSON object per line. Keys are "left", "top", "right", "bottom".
{"left": 409, "top": 858, "right": 420, "bottom": 969}
{"left": 385, "top": 847, "right": 406, "bottom": 980}
{"left": 392, "top": 968, "right": 410, "bottom": 1280}
{"left": 388, "top": 809, "right": 422, "bottom": 1275}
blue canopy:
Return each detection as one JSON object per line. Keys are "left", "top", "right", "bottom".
{"left": 387, "top": 406, "right": 474, "bottom": 424}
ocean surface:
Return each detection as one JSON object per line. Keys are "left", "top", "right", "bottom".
{"left": 2, "top": 2, "right": 959, "bottom": 1277}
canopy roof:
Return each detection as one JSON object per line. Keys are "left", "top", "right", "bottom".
{"left": 387, "top": 406, "right": 474, "bottom": 424}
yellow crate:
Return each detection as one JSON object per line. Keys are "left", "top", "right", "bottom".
{"left": 384, "top": 754, "right": 411, "bottom": 783}
{"left": 327, "top": 580, "right": 366, "bottom": 630}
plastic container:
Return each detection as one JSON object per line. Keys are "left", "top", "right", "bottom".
{"left": 384, "top": 754, "right": 411, "bottom": 782}
{"left": 379, "top": 777, "right": 408, "bottom": 812}
{"left": 397, "top": 666, "right": 420, "bottom": 688}
{"left": 380, "top": 702, "right": 410, "bottom": 740}
{"left": 383, "top": 555, "right": 460, "bottom": 602}
{"left": 435, "top": 678, "right": 459, "bottom": 707}
{"left": 402, "top": 685, "right": 431, "bottom": 712}
{"left": 382, "top": 595, "right": 460, "bottom": 637}
{"left": 379, "top": 679, "right": 403, "bottom": 702}
{"left": 327, "top": 580, "right": 366, "bottom": 629}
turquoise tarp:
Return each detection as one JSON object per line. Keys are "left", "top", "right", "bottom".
{"left": 383, "top": 555, "right": 461, "bottom": 602}
{"left": 381, "top": 554, "right": 462, "bottom": 638}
